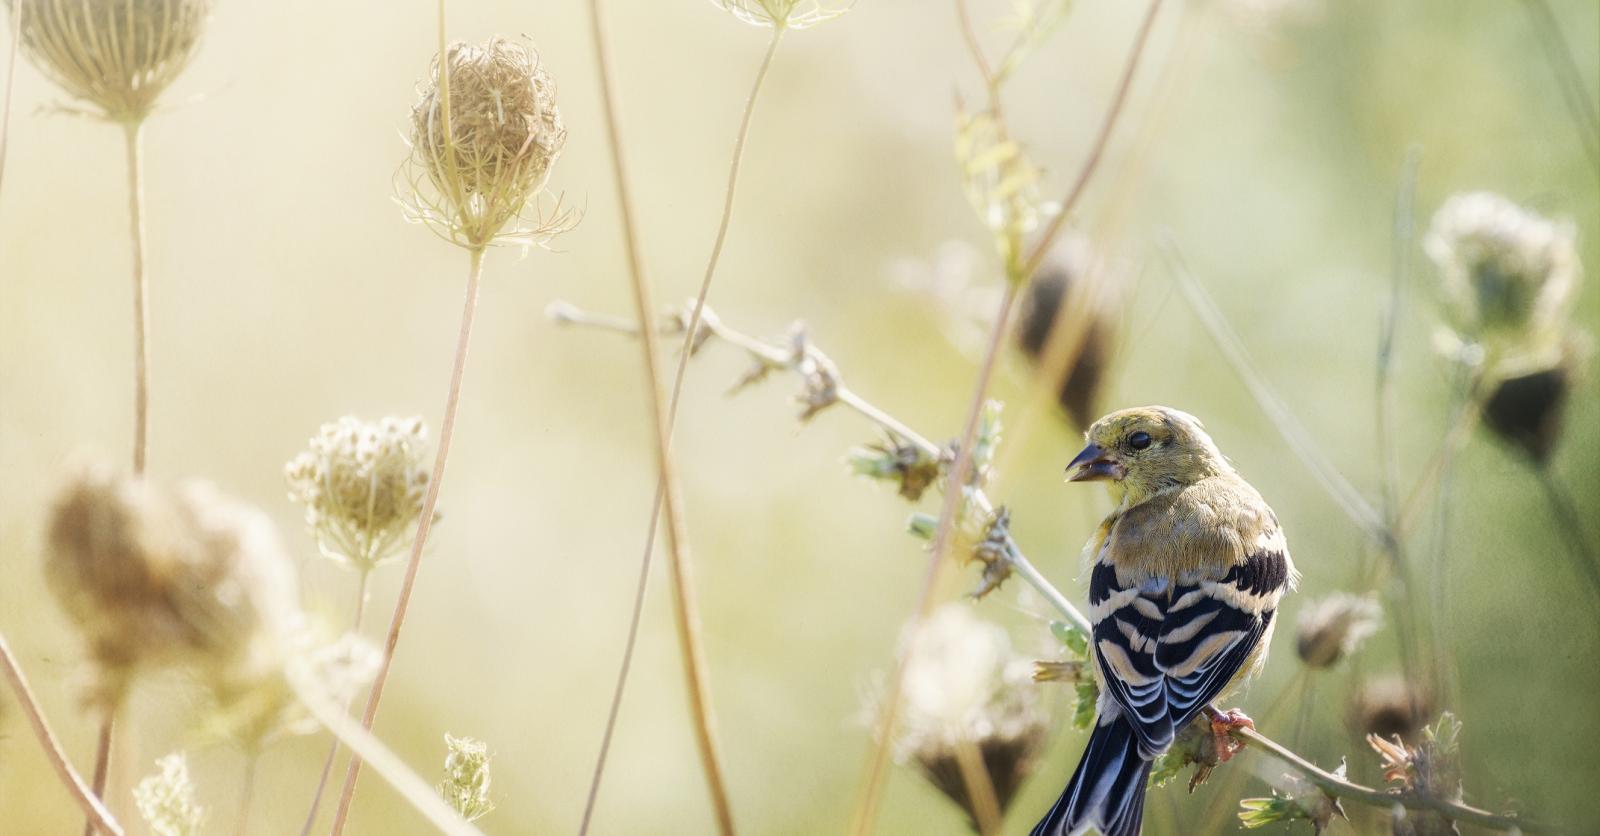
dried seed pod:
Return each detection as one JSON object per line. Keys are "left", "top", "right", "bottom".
{"left": 1481, "top": 333, "right": 1589, "bottom": 464}
{"left": 9, "top": 0, "right": 211, "bottom": 123}
{"left": 1015, "top": 247, "right": 1116, "bottom": 431}
{"left": 284, "top": 415, "right": 431, "bottom": 571}
{"left": 1351, "top": 675, "right": 1433, "bottom": 745}
{"left": 1295, "top": 592, "right": 1382, "bottom": 669}
{"left": 401, "top": 36, "right": 570, "bottom": 248}
{"left": 44, "top": 462, "right": 298, "bottom": 707}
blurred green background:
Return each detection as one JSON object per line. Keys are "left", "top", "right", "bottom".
{"left": 2, "top": 0, "right": 1596, "bottom": 833}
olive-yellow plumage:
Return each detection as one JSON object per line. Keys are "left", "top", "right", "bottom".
{"left": 1033, "top": 406, "right": 1297, "bottom": 836}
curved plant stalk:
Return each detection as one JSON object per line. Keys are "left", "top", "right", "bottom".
{"left": 297, "top": 569, "right": 372, "bottom": 835}
{"left": 1520, "top": 0, "right": 1600, "bottom": 176}
{"left": 1535, "top": 465, "right": 1600, "bottom": 597}
{"left": 952, "top": 739, "right": 1002, "bottom": 836}
{"left": 328, "top": 248, "right": 485, "bottom": 835}
{"left": 578, "top": 23, "right": 785, "bottom": 835}
{"left": 0, "top": 0, "right": 20, "bottom": 194}
{"left": 0, "top": 632, "right": 125, "bottom": 836}
{"left": 286, "top": 667, "right": 483, "bottom": 836}
{"left": 850, "top": 4, "right": 1163, "bottom": 831}
{"left": 586, "top": 0, "right": 735, "bottom": 832}
{"left": 553, "top": 299, "right": 1546, "bottom": 833}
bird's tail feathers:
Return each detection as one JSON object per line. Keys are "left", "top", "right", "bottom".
{"left": 1031, "top": 716, "right": 1152, "bottom": 836}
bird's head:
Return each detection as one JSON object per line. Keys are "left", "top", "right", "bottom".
{"left": 1066, "top": 405, "right": 1229, "bottom": 505}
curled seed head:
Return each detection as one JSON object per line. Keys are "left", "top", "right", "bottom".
{"left": 1294, "top": 592, "right": 1382, "bottom": 669}
{"left": 284, "top": 415, "right": 431, "bottom": 572}
{"left": 1424, "top": 192, "right": 1581, "bottom": 367}
{"left": 45, "top": 462, "right": 298, "bottom": 707}
{"left": 401, "top": 36, "right": 571, "bottom": 249}
{"left": 879, "top": 604, "right": 1048, "bottom": 823}
{"left": 8, "top": 0, "right": 211, "bottom": 123}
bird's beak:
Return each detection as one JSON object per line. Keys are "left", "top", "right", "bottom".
{"left": 1066, "top": 443, "right": 1125, "bottom": 482}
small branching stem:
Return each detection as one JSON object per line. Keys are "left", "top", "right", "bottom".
{"left": 1535, "top": 465, "right": 1600, "bottom": 598}
{"left": 586, "top": 1, "right": 735, "bottom": 832}
{"left": 0, "top": 0, "right": 20, "bottom": 193}
{"left": 1520, "top": 0, "right": 1600, "bottom": 176}
{"left": 299, "top": 569, "right": 373, "bottom": 835}
{"left": 578, "top": 23, "right": 785, "bottom": 834}
{"left": 235, "top": 751, "right": 260, "bottom": 836}
{"left": 330, "top": 247, "right": 485, "bottom": 835}
{"left": 553, "top": 300, "right": 1544, "bottom": 834}
{"left": 0, "top": 632, "right": 125, "bottom": 835}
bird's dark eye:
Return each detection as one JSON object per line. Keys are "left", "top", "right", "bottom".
{"left": 1129, "top": 431, "right": 1152, "bottom": 450}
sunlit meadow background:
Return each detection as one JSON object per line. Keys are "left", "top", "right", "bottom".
{"left": 2, "top": 0, "right": 1597, "bottom": 833}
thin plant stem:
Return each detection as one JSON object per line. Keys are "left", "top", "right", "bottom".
{"left": 587, "top": 1, "right": 735, "bottom": 832}
{"left": 285, "top": 668, "right": 483, "bottom": 836}
{"left": 236, "top": 751, "right": 260, "bottom": 836}
{"left": 0, "top": 632, "right": 125, "bottom": 836}
{"left": 850, "top": 283, "right": 1021, "bottom": 836}
{"left": 0, "top": 0, "right": 20, "bottom": 195}
{"left": 551, "top": 300, "right": 1543, "bottom": 833}
{"left": 330, "top": 247, "right": 485, "bottom": 835}
{"left": 578, "top": 24, "right": 784, "bottom": 834}
{"left": 952, "top": 739, "right": 1002, "bottom": 836}
{"left": 1520, "top": 0, "right": 1600, "bottom": 176}
{"left": 1534, "top": 464, "right": 1600, "bottom": 598}
{"left": 299, "top": 568, "right": 372, "bottom": 836}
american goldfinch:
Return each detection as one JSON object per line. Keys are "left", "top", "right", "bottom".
{"left": 1032, "top": 406, "right": 1297, "bottom": 836}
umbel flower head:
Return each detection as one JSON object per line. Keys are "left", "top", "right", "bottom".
{"left": 878, "top": 604, "right": 1048, "bottom": 827}
{"left": 133, "top": 752, "right": 205, "bottom": 836}
{"left": 1295, "top": 592, "right": 1382, "bottom": 669}
{"left": 711, "top": 0, "right": 851, "bottom": 29}
{"left": 45, "top": 462, "right": 299, "bottom": 708}
{"left": 1424, "top": 191, "right": 1581, "bottom": 370}
{"left": 400, "top": 36, "right": 571, "bottom": 249}
{"left": 8, "top": 0, "right": 211, "bottom": 123}
{"left": 284, "top": 416, "right": 431, "bottom": 572}
{"left": 438, "top": 734, "right": 495, "bottom": 822}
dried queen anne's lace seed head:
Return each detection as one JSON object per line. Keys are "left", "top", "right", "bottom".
{"left": 45, "top": 462, "right": 299, "bottom": 708}
{"left": 400, "top": 36, "right": 572, "bottom": 249}
{"left": 8, "top": 0, "right": 211, "bottom": 123}
{"left": 284, "top": 416, "right": 431, "bottom": 572}
{"left": 133, "top": 753, "right": 205, "bottom": 836}
{"left": 439, "top": 734, "right": 495, "bottom": 822}
{"left": 878, "top": 604, "right": 1048, "bottom": 826}
{"left": 1424, "top": 192, "right": 1581, "bottom": 368}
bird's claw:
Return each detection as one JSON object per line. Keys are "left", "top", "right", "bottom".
{"left": 1209, "top": 709, "right": 1255, "bottom": 764}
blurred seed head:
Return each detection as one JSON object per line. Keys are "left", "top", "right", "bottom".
{"left": 284, "top": 415, "right": 431, "bottom": 572}
{"left": 877, "top": 604, "right": 1048, "bottom": 824}
{"left": 1015, "top": 244, "right": 1117, "bottom": 431}
{"left": 439, "top": 734, "right": 495, "bottom": 822}
{"left": 8, "top": 0, "right": 211, "bottom": 123}
{"left": 710, "top": 0, "right": 851, "bottom": 29}
{"left": 1295, "top": 592, "right": 1382, "bottom": 669}
{"left": 1424, "top": 192, "right": 1581, "bottom": 369}
{"left": 1351, "top": 675, "right": 1434, "bottom": 745}
{"left": 45, "top": 462, "right": 299, "bottom": 707}
{"left": 133, "top": 752, "right": 205, "bottom": 836}
{"left": 400, "top": 36, "right": 573, "bottom": 249}
{"left": 1481, "top": 331, "right": 1590, "bottom": 464}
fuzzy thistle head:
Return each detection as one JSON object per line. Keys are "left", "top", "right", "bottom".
{"left": 284, "top": 416, "right": 431, "bottom": 572}
{"left": 44, "top": 462, "right": 299, "bottom": 707}
{"left": 1352, "top": 675, "right": 1434, "bottom": 745}
{"left": 401, "top": 36, "right": 571, "bottom": 249}
{"left": 8, "top": 0, "right": 211, "bottom": 123}
{"left": 1425, "top": 192, "right": 1581, "bottom": 369}
{"left": 1015, "top": 244, "right": 1117, "bottom": 431}
{"left": 1295, "top": 593, "right": 1382, "bottom": 670}
{"left": 881, "top": 604, "right": 1048, "bottom": 825}
{"left": 1481, "top": 331, "right": 1590, "bottom": 464}
{"left": 133, "top": 753, "right": 205, "bottom": 836}
{"left": 711, "top": 0, "right": 851, "bottom": 29}
{"left": 438, "top": 734, "right": 495, "bottom": 822}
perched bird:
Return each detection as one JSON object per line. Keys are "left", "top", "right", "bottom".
{"left": 1033, "top": 406, "right": 1297, "bottom": 836}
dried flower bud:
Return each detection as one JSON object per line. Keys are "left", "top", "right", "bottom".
{"left": 1352, "top": 675, "right": 1433, "bottom": 744}
{"left": 401, "top": 36, "right": 571, "bottom": 249}
{"left": 849, "top": 437, "right": 941, "bottom": 501}
{"left": 1481, "top": 332, "right": 1589, "bottom": 464}
{"left": 1370, "top": 713, "right": 1464, "bottom": 835}
{"left": 1295, "top": 592, "right": 1382, "bottom": 669}
{"left": 1424, "top": 192, "right": 1581, "bottom": 367}
{"left": 877, "top": 604, "right": 1048, "bottom": 825}
{"left": 133, "top": 753, "right": 205, "bottom": 836}
{"left": 710, "top": 0, "right": 850, "bottom": 29}
{"left": 285, "top": 415, "right": 431, "bottom": 571}
{"left": 45, "top": 463, "right": 299, "bottom": 706}
{"left": 439, "top": 734, "right": 495, "bottom": 822}
{"left": 8, "top": 0, "right": 211, "bottom": 123}
{"left": 1016, "top": 249, "right": 1116, "bottom": 430}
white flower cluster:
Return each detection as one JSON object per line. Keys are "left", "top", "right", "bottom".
{"left": 285, "top": 416, "right": 431, "bottom": 571}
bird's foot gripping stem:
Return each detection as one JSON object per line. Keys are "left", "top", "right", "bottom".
{"left": 1209, "top": 708, "right": 1255, "bottom": 763}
